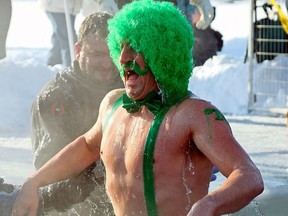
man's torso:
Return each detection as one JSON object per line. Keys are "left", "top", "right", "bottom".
{"left": 101, "top": 95, "right": 213, "bottom": 215}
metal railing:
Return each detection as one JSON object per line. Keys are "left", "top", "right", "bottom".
{"left": 248, "top": 0, "right": 288, "bottom": 114}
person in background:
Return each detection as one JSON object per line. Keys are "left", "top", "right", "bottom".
{"left": 0, "top": 0, "right": 12, "bottom": 60}
{"left": 174, "top": 0, "right": 223, "bottom": 66}
{"left": 31, "top": 11, "right": 123, "bottom": 215}
{"left": 182, "top": 3, "right": 223, "bottom": 66}
{"left": 12, "top": 1, "right": 263, "bottom": 216}
{"left": 0, "top": 12, "right": 122, "bottom": 216}
{"left": 189, "top": 0, "right": 214, "bottom": 29}
{"left": 38, "top": 0, "right": 82, "bottom": 67}
{"left": 177, "top": 0, "right": 195, "bottom": 25}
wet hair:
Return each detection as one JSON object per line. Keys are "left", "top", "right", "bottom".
{"left": 78, "top": 12, "right": 112, "bottom": 47}
{"left": 107, "top": 0, "right": 194, "bottom": 105}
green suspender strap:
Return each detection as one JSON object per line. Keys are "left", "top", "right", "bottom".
{"left": 102, "top": 96, "right": 123, "bottom": 131}
{"left": 103, "top": 94, "right": 170, "bottom": 216}
{"left": 143, "top": 106, "right": 169, "bottom": 216}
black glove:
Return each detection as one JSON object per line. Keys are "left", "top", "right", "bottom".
{"left": 0, "top": 178, "right": 20, "bottom": 216}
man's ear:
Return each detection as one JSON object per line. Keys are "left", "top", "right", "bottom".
{"left": 74, "top": 43, "right": 81, "bottom": 59}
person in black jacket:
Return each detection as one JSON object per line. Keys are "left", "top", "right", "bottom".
{"left": 1, "top": 12, "right": 122, "bottom": 216}
{"left": 32, "top": 11, "right": 123, "bottom": 216}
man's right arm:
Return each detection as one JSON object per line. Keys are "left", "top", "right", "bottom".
{"left": 38, "top": 164, "right": 98, "bottom": 213}
{"left": 12, "top": 134, "right": 101, "bottom": 216}
{"left": 12, "top": 88, "right": 122, "bottom": 216}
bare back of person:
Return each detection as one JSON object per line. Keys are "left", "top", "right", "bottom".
{"left": 100, "top": 89, "right": 216, "bottom": 216}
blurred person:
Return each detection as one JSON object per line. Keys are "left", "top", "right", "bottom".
{"left": 177, "top": 0, "right": 194, "bottom": 25}
{"left": 0, "top": 0, "right": 12, "bottom": 60}
{"left": 30, "top": 11, "right": 123, "bottom": 215}
{"left": 0, "top": 12, "right": 122, "bottom": 216}
{"left": 177, "top": 1, "right": 223, "bottom": 66}
{"left": 189, "top": 0, "right": 215, "bottom": 29}
{"left": 38, "top": 0, "right": 82, "bottom": 67}
{"left": 12, "top": 1, "right": 263, "bottom": 216}
{"left": 185, "top": 4, "right": 223, "bottom": 66}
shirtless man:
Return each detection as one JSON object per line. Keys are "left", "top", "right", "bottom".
{"left": 12, "top": 1, "right": 264, "bottom": 215}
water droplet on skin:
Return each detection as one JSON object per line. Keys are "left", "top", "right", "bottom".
{"left": 181, "top": 150, "right": 195, "bottom": 210}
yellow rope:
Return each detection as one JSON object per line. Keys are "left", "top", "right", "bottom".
{"left": 268, "top": 0, "right": 288, "bottom": 34}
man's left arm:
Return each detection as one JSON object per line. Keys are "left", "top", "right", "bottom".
{"left": 190, "top": 106, "right": 264, "bottom": 215}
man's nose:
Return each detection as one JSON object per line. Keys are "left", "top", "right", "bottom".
{"left": 119, "top": 45, "right": 134, "bottom": 65}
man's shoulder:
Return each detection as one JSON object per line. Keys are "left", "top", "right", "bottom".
{"left": 103, "top": 88, "right": 125, "bottom": 104}
{"left": 182, "top": 94, "right": 212, "bottom": 107}
{"left": 96, "top": 88, "right": 125, "bottom": 128}
{"left": 99, "top": 89, "right": 124, "bottom": 112}
{"left": 176, "top": 95, "right": 217, "bottom": 117}
{"left": 180, "top": 96, "right": 228, "bottom": 124}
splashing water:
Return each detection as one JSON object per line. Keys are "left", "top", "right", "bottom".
{"left": 182, "top": 150, "right": 195, "bottom": 211}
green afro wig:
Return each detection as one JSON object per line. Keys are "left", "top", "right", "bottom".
{"left": 107, "top": 0, "right": 194, "bottom": 105}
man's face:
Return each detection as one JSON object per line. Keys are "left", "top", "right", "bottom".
{"left": 119, "top": 43, "right": 157, "bottom": 100}
{"left": 77, "top": 35, "right": 116, "bottom": 81}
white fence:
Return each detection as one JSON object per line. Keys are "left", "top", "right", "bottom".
{"left": 248, "top": 0, "right": 288, "bottom": 114}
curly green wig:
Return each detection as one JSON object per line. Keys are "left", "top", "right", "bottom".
{"left": 107, "top": 0, "right": 194, "bottom": 105}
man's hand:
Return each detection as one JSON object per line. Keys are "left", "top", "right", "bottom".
{"left": 190, "top": 0, "right": 215, "bottom": 29}
{"left": 12, "top": 178, "right": 40, "bottom": 216}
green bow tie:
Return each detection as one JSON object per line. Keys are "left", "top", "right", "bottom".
{"left": 122, "top": 91, "right": 163, "bottom": 115}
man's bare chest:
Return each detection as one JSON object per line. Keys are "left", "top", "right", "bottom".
{"left": 100, "top": 107, "right": 189, "bottom": 171}
{"left": 100, "top": 110, "right": 153, "bottom": 168}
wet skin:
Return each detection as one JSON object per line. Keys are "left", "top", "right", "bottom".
{"left": 90, "top": 44, "right": 262, "bottom": 215}
{"left": 100, "top": 95, "right": 214, "bottom": 215}
{"left": 98, "top": 43, "right": 212, "bottom": 215}
{"left": 12, "top": 43, "right": 263, "bottom": 216}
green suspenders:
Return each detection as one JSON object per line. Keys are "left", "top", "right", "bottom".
{"left": 143, "top": 106, "right": 169, "bottom": 216}
{"left": 102, "top": 95, "right": 123, "bottom": 131}
{"left": 103, "top": 95, "right": 169, "bottom": 216}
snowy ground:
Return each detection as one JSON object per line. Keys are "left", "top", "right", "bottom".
{"left": 0, "top": 0, "right": 288, "bottom": 215}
